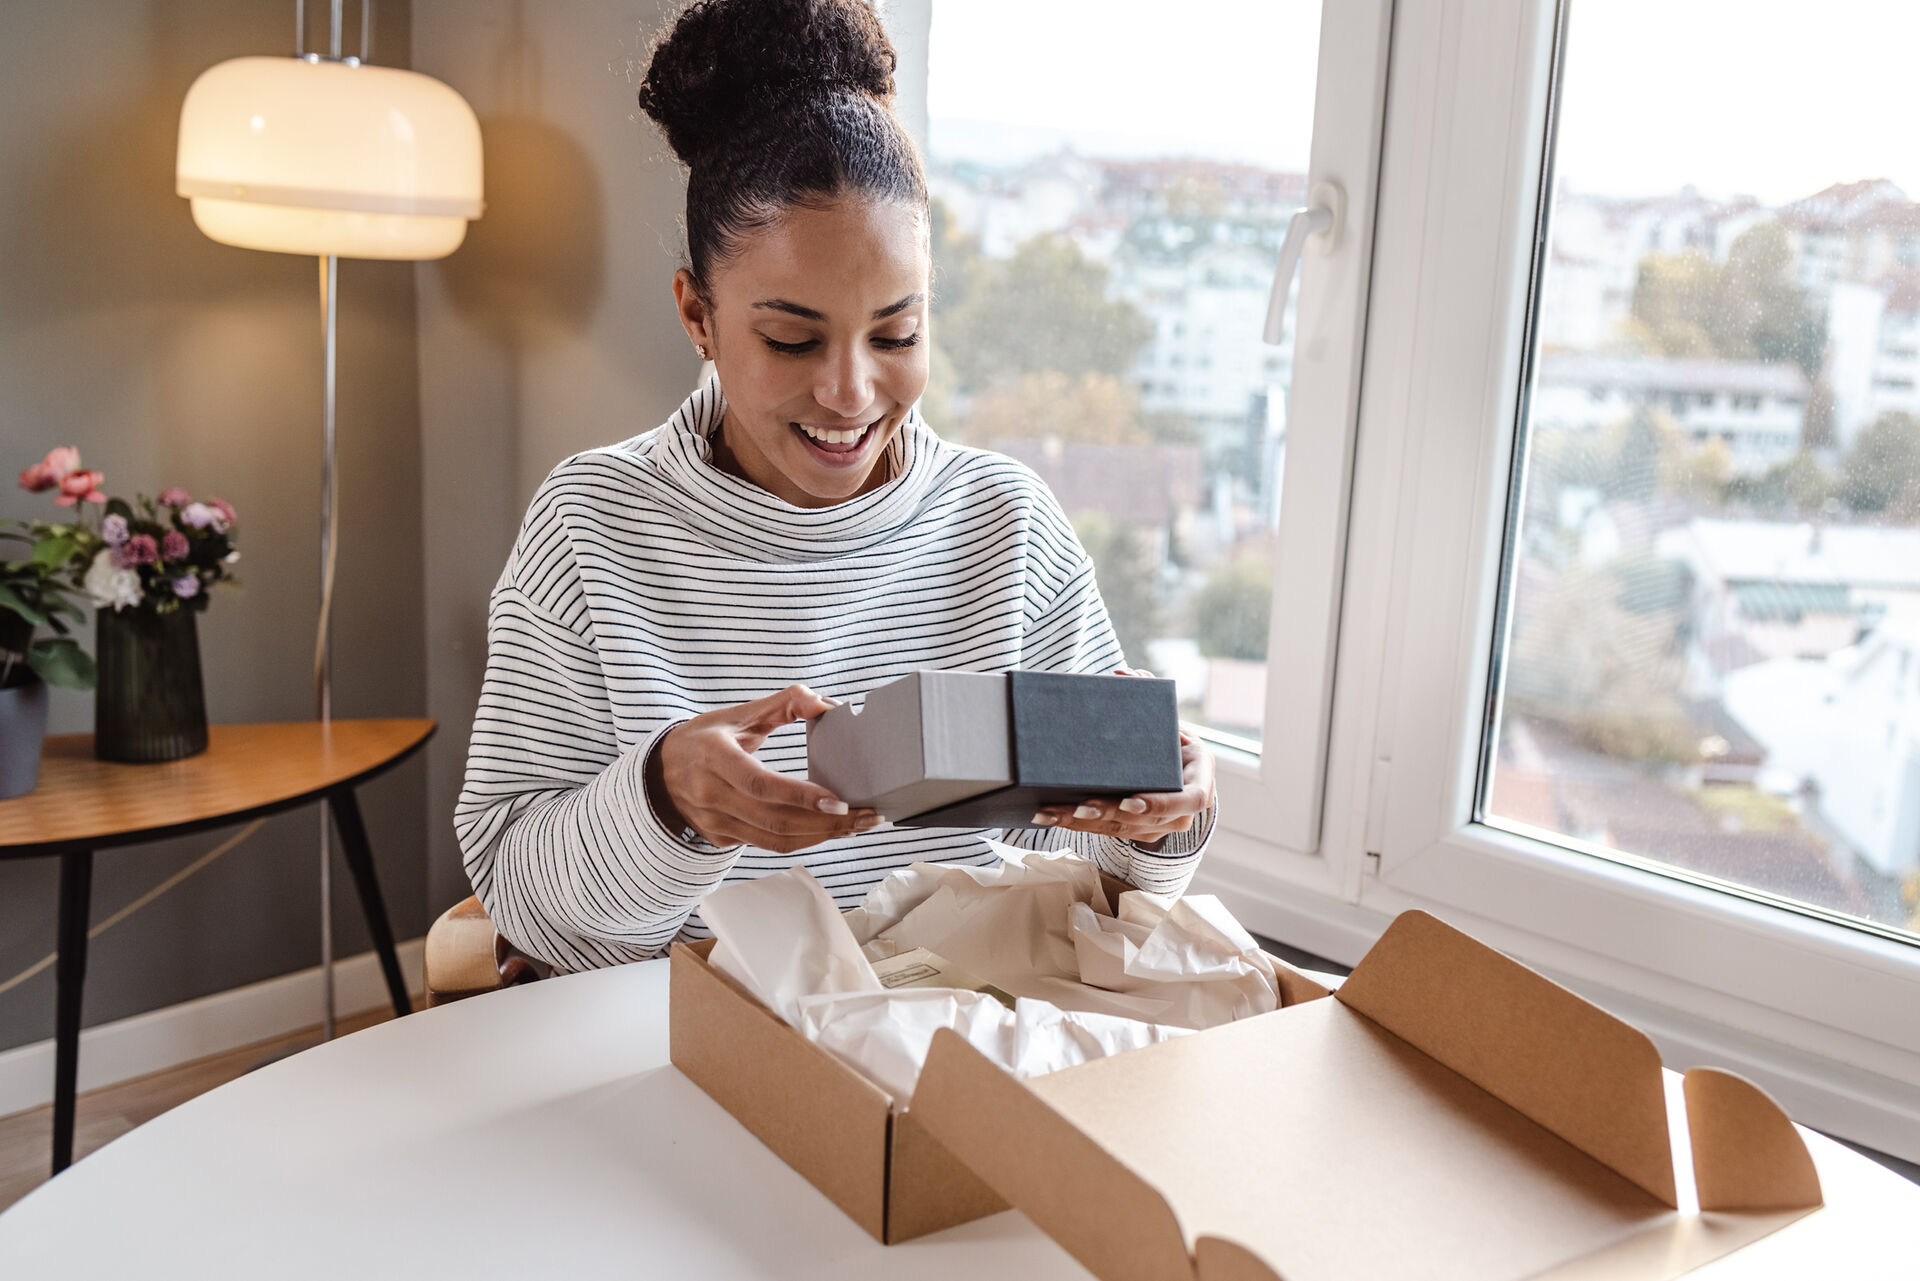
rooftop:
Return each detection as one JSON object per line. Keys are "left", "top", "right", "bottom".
{"left": 1537, "top": 353, "right": 1809, "bottom": 398}
{"left": 1658, "top": 518, "right": 1920, "bottom": 590}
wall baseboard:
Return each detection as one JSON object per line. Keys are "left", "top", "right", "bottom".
{"left": 0, "top": 939, "right": 424, "bottom": 1118}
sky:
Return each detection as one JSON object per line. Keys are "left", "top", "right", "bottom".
{"left": 927, "top": 0, "right": 1920, "bottom": 205}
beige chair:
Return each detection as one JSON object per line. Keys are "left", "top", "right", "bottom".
{"left": 422, "top": 896, "right": 549, "bottom": 1006}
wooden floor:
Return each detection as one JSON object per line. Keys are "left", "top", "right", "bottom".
{"left": 0, "top": 1001, "right": 410, "bottom": 1215}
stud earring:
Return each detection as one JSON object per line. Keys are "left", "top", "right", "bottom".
{"left": 696, "top": 344, "right": 710, "bottom": 361}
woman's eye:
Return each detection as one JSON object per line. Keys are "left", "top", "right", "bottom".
{"left": 759, "top": 335, "right": 819, "bottom": 355}
{"left": 873, "top": 334, "right": 921, "bottom": 351}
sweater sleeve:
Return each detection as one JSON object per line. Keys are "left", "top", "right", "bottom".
{"left": 454, "top": 497, "right": 743, "bottom": 972}
{"left": 993, "top": 486, "right": 1214, "bottom": 896}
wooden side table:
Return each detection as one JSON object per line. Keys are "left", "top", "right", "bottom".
{"left": 0, "top": 719, "right": 434, "bottom": 1175}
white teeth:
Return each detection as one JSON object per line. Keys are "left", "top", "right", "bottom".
{"left": 798, "top": 423, "right": 867, "bottom": 446}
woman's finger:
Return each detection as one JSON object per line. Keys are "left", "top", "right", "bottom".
{"left": 713, "top": 737, "right": 856, "bottom": 814}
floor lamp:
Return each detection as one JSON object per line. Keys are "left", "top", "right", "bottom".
{"left": 175, "top": 3, "right": 482, "bottom": 1038}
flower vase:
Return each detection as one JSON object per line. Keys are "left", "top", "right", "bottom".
{"left": 94, "top": 606, "right": 208, "bottom": 763}
{"left": 0, "top": 675, "right": 49, "bottom": 799}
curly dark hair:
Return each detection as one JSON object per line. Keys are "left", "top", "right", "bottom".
{"left": 637, "top": 0, "right": 928, "bottom": 295}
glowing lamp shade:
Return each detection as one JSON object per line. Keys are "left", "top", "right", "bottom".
{"left": 177, "top": 56, "right": 482, "bottom": 260}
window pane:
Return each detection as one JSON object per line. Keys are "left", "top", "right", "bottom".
{"left": 1484, "top": 0, "right": 1920, "bottom": 942}
{"left": 925, "top": 0, "right": 1322, "bottom": 746}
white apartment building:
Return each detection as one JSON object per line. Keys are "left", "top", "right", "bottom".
{"left": 1828, "top": 276, "right": 1920, "bottom": 448}
{"left": 1113, "top": 230, "right": 1291, "bottom": 444}
{"left": 1533, "top": 354, "right": 1808, "bottom": 475}
{"left": 1779, "top": 179, "right": 1916, "bottom": 308}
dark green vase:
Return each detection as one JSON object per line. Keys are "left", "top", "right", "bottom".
{"left": 94, "top": 606, "right": 208, "bottom": 763}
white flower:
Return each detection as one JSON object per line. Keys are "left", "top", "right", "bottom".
{"left": 223, "top": 550, "right": 241, "bottom": 564}
{"left": 180, "top": 502, "right": 228, "bottom": 532}
{"left": 83, "top": 548, "right": 141, "bottom": 611}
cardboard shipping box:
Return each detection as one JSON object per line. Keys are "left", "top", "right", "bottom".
{"left": 669, "top": 907, "right": 1823, "bottom": 1278}
{"left": 805, "top": 670, "right": 1183, "bottom": 828}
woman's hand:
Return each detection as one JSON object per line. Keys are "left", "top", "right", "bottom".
{"left": 1031, "top": 668, "right": 1216, "bottom": 846}
{"left": 649, "top": 684, "right": 880, "bottom": 852}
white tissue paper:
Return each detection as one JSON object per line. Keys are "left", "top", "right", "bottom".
{"left": 700, "top": 844, "right": 1283, "bottom": 1101}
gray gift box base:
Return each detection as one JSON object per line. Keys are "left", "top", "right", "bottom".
{"left": 806, "top": 670, "right": 1182, "bottom": 829}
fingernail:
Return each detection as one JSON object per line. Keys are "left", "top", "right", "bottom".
{"left": 1119, "top": 797, "right": 1148, "bottom": 814}
{"left": 817, "top": 798, "right": 850, "bottom": 815}
{"left": 1032, "top": 812, "right": 1058, "bottom": 826}
{"left": 1073, "top": 805, "right": 1100, "bottom": 820}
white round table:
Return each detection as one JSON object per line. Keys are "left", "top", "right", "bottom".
{"left": 0, "top": 958, "right": 1913, "bottom": 1278}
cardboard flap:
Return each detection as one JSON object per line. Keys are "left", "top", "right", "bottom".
{"left": 1194, "top": 1237, "right": 1285, "bottom": 1281}
{"left": 1683, "top": 1068, "right": 1823, "bottom": 1212}
{"left": 912, "top": 1027, "right": 1196, "bottom": 1281}
{"left": 1335, "top": 911, "right": 1678, "bottom": 1207}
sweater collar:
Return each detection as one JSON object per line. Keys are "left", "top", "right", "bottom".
{"left": 652, "top": 377, "right": 945, "bottom": 560}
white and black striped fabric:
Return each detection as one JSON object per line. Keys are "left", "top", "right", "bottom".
{"left": 456, "top": 379, "right": 1212, "bottom": 973}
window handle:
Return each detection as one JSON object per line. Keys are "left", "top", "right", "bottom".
{"left": 1263, "top": 181, "right": 1346, "bottom": 345}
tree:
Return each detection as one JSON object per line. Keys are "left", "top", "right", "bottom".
{"left": 937, "top": 234, "right": 1154, "bottom": 394}
{"left": 1724, "top": 449, "right": 1833, "bottom": 515}
{"left": 1504, "top": 557, "right": 1698, "bottom": 764}
{"left": 1627, "top": 221, "right": 1826, "bottom": 379}
{"left": 959, "top": 371, "right": 1148, "bottom": 446}
{"left": 1073, "top": 513, "right": 1161, "bottom": 668}
{"left": 1193, "top": 554, "right": 1273, "bottom": 662}
{"left": 1840, "top": 412, "right": 1920, "bottom": 514}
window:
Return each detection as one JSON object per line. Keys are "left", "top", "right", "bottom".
{"left": 924, "top": 0, "right": 1394, "bottom": 864}
{"left": 925, "top": 0, "right": 1322, "bottom": 748}
{"left": 1481, "top": 0, "right": 1920, "bottom": 947}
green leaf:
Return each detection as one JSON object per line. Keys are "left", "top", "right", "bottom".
{"left": 46, "top": 594, "right": 87, "bottom": 625}
{"left": 30, "top": 536, "right": 75, "bottom": 568}
{"left": 0, "top": 583, "right": 50, "bottom": 628}
{"left": 29, "top": 637, "right": 95, "bottom": 690}
{"left": 106, "top": 497, "right": 133, "bottom": 521}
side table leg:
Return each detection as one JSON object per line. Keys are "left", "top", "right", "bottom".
{"left": 52, "top": 849, "right": 94, "bottom": 1175}
{"left": 328, "top": 789, "right": 412, "bottom": 1020}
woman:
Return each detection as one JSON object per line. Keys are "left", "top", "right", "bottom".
{"left": 456, "top": 0, "right": 1217, "bottom": 973}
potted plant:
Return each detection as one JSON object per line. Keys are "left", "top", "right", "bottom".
{"left": 18, "top": 447, "right": 240, "bottom": 763}
{"left": 0, "top": 520, "right": 96, "bottom": 798}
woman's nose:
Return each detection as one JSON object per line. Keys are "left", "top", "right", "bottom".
{"left": 814, "top": 346, "right": 875, "bottom": 420}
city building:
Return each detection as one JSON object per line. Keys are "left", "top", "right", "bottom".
{"left": 1532, "top": 354, "right": 1808, "bottom": 475}
{"left": 1828, "top": 273, "right": 1920, "bottom": 447}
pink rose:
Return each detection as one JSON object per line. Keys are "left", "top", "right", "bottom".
{"left": 18, "top": 462, "right": 56, "bottom": 492}
{"left": 209, "top": 498, "right": 237, "bottom": 528}
{"left": 158, "top": 487, "right": 191, "bottom": 507}
{"left": 161, "top": 529, "right": 189, "bottom": 560}
{"left": 124, "top": 534, "right": 159, "bottom": 566}
{"left": 54, "top": 468, "right": 105, "bottom": 507}
{"left": 43, "top": 447, "right": 80, "bottom": 478}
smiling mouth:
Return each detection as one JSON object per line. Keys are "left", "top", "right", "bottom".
{"left": 792, "top": 418, "right": 881, "bottom": 462}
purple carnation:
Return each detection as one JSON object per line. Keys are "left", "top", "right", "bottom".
{"left": 161, "top": 529, "right": 189, "bottom": 561}
{"left": 101, "top": 514, "right": 129, "bottom": 545}
{"left": 157, "top": 487, "right": 191, "bottom": 507}
{"left": 124, "top": 533, "right": 159, "bottom": 566}
{"left": 209, "top": 498, "right": 237, "bottom": 529}
{"left": 172, "top": 575, "right": 200, "bottom": 599}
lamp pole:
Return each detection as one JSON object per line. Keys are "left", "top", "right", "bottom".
{"left": 300, "top": 0, "right": 355, "bottom": 1043}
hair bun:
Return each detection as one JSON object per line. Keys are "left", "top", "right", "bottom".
{"left": 639, "top": 0, "right": 898, "bottom": 165}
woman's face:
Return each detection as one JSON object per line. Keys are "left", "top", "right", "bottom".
{"left": 674, "top": 196, "right": 931, "bottom": 508}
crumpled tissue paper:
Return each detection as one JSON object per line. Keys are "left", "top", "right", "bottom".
{"left": 699, "top": 843, "right": 1282, "bottom": 1100}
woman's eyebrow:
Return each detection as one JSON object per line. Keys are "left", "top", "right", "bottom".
{"left": 752, "top": 298, "right": 826, "bottom": 320}
{"left": 870, "top": 293, "right": 925, "bottom": 320}
{"left": 750, "top": 294, "right": 925, "bottom": 322}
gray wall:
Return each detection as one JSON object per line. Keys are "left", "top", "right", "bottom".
{"left": 0, "top": 2, "right": 430, "bottom": 1054}
{"left": 411, "top": 0, "right": 701, "bottom": 914}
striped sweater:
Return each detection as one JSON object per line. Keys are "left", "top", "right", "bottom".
{"left": 456, "top": 380, "right": 1212, "bottom": 973}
